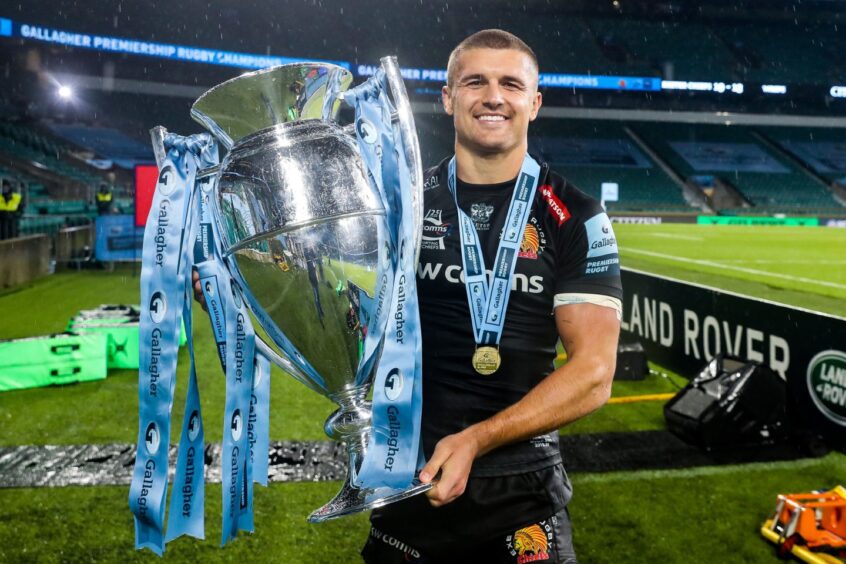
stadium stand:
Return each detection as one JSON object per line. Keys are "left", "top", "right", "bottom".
{"left": 587, "top": 18, "right": 735, "bottom": 81}
{"left": 0, "top": 121, "right": 104, "bottom": 186}
{"left": 717, "top": 22, "right": 845, "bottom": 85}
{"left": 529, "top": 119, "right": 692, "bottom": 212}
{"left": 760, "top": 127, "right": 846, "bottom": 184}
{"left": 631, "top": 122, "right": 846, "bottom": 215}
{"left": 0, "top": 121, "right": 135, "bottom": 237}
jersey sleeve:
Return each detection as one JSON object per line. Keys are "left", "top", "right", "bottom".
{"left": 553, "top": 195, "right": 623, "bottom": 315}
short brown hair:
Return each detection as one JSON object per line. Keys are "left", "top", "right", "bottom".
{"left": 446, "top": 29, "right": 539, "bottom": 88}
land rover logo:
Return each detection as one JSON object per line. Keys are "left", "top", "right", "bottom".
{"left": 145, "top": 422, "right": 160, "bottom": 455}
{"left": 149, "top": 291, "right": 167, "bottom": 323}
{"left": 384, "top": 368, "right": 403, "bottom": 401}
{"left": 187, "top": 410, "right": 201, "bottom": 442}
{"left": 807, "top": 350, "right": 846, "bottom": 426}
{"left": 231, "top": 409, "right": 243, "bottom": 441}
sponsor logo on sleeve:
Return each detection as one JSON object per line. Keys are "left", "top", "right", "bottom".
{"left": 583, "top": 213, "right": 620, "bottom": 277}
{"left": 540, "top": 184, "right": 570, "bottom": 227}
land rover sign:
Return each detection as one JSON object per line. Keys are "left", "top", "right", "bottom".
{"left": 807, "top": 350, "right": 846, "bottom": 426}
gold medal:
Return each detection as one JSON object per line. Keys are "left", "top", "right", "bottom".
{"left": 472, "top": 346, "right": 501, "bottom": 375}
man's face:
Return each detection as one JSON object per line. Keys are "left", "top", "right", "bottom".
{"left": 442, "top": 48, "right": 542, "bottom": 157}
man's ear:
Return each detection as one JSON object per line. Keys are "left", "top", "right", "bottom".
{"left": 441, "top": 85, "right": 454, "bottom": 116}
{"left": 530, "top": 91, "right": 542, "bottom": 121}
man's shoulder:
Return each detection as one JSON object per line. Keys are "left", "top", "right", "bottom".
{"left": 423, "top": 158, "right": 450, "bottom": 193}
{"left": 538, "top": 166, "right": 606, "bottom": 226}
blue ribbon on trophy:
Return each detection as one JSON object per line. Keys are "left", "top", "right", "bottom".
{"left": 344, "top": 69, "right": 424, "bottom": 490}
{"left": 131, "top": 56, "right": 430, "bottom": 554}
{"left": 129, "top": 133, "right": 213, "bottom": 555}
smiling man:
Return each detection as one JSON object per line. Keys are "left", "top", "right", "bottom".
{"left": 362, "top": 30, "right": 623, "bottom": 563}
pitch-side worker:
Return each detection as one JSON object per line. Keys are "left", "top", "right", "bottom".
{"left": 361, "top": 30, "right": 622, "bottom": 563}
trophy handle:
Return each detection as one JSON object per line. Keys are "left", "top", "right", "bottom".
{"left": 150, "top": 126, "right": 168, "bottom": 168}
{"left": 254, "top": 333, "right": 327, "bottom": 396}
{"left": 380, "top": 57, "right": 424, "bottom": 265}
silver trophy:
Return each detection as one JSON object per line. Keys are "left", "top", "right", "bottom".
{"left": 154, "top": 58, "right": 428, "bottom": 522}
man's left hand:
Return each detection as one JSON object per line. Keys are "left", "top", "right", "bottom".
{"left": 419, "top": 428, "right": 481, "bottom": 507}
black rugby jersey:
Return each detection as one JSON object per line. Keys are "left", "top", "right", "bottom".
{"left": 417, "top": 156, "right": 623, "bottom": 476}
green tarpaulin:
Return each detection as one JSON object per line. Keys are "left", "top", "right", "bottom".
{"left": 0, "top": 333, "right": 108, "bottom": 391}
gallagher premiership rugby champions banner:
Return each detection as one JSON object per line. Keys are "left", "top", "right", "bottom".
{"left": 620, "top": 268, "right": 846, "bottom": 447}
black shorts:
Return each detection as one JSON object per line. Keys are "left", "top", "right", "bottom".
{"left": 362, "top": 463, "right": 575, "bottom": 563}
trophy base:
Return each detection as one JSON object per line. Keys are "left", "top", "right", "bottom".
{"left": 307, "top": 478, "right": 432, "bottom": 523}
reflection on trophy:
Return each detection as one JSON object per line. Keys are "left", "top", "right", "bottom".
{"left": 183, "top": 57, "right": 428, "bottom": 522}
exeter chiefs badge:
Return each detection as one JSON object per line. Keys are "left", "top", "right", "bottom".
{"left": 518, "top": 216, "right": 547, "bottom": 260}
{"left": 506, "top": 521, "right": 554, "bottom": 563}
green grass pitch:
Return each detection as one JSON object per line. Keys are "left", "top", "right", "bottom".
{"left": 1, "top": 223, "right": 844, "bottom": 562}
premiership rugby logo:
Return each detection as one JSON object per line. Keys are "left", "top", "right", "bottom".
{"left": 230, "top": 409, "right": 243, "bottom": 441}
{"left": 145, "top": 422, "right": 160, "bottom": 455}
{"left": 506, "top": 521, "right": 554, "bottom": 564}
{"left": 807, "top": 350, "right": 846, "bottom": 426}
{"left": 187, "top": 410, "right": 201, "bottom": 442}
{"left": 384, "top": 368, "right": 403, "bottom": 401}
{"left": 149, "top": 291, "right": 167, "bottom": 323}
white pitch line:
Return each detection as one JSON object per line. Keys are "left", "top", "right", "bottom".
{"left": 574, "top": 455, "right": 838, "bottom": 484}
{"left": 623, "top": 247, "right": 846, "bottom": 290}
{"left": 719, "top": 259, "right": 846, "bottom": 265}
{"left": 647, "top": 233, "right": 704, "bottom": 241}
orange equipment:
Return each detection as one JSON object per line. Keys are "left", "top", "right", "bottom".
{"left": 761, "top": 486, "right": 846, "bottom": 563}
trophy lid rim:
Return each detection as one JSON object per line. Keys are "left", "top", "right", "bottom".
{"left": 191, "top": 62, "right": 353, "bottom": 113}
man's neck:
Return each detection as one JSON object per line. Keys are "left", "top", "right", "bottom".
{"left": 454, "top": 143, "right": 527, "bottom": 185}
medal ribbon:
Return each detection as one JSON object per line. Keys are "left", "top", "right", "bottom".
{"left": 446, "top": 155, "right": 541, "bottom": 347}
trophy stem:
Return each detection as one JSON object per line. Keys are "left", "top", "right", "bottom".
{"left": 308, "top": 386, "right": 431, "bottom": 523}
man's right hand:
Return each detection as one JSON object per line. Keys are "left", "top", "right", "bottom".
{"left": 191, "top": 269, "right": 208, "bottom": 311}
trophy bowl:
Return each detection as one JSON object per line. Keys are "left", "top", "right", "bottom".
{"left": 190, "top": 60, "right": 429, "bottom": 522}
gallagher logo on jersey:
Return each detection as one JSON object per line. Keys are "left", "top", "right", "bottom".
{"left": 518, "top": 216, "right": 547, "bottom": 260}
{"left": 584, "top": 213, "right": 620, "bottom": 277}
{"left": 422, "top": 209, "right": 452, "bottom": 250}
